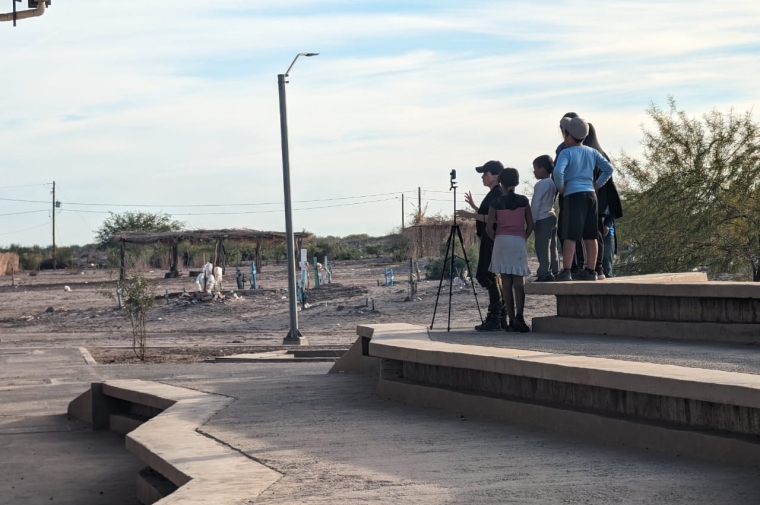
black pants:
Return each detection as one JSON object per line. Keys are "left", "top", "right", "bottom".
{"left": 476, "top": 236, "right": 503, "bottom": 313}
{"left": 573, "top": 215, "right": 605, "bottom": 272}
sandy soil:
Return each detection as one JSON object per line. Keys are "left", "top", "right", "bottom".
{"left": 0, "top": 258, "right": 556, "bottom": 362}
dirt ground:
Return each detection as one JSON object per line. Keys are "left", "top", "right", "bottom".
{"left": 0, "top": 258, "right": 556, "bottom": 363}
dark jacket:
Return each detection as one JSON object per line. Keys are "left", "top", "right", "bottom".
{"left": 595, "top": 168, "right": 623, "bottom": 219}
{"left": 476, "top": 186, "right": 503, "bottom": 238}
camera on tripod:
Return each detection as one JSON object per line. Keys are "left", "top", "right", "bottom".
{"left": 430, "top": 168, "right": 482, "bottom": 331}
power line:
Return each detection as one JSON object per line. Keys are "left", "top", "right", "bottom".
{"left": 0, "top": 221, "right": 51, "bottom": 236}
{"left": 52, "top": 196, "right": 399, "bottom": 216}
{"left": 0, "top": 209, "right": 49, "bottom": 217}
{"left": 55, "top": 185, "right": 94, "bottom": 232}
{"left": 0, "top": 183, "right": 52, "bottom": 190}
{"left": 0, "top": 191, "right": 412, "bottom": 208}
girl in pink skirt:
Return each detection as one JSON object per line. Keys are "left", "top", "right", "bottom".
{"left": 486, "top": 168, "right": 534, "bottom": 332}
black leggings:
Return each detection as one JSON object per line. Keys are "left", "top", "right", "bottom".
{"left": 499, "top": 274, "right": 524, "bottom": 321}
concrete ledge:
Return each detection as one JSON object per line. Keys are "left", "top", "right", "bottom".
{"left": 328, "top": 324, "right": 428, "bottom": 376}
{"left": 526, "top": 279, "right": 760, "bottom": 298}
{"left": 368, "top": 337, "right": 760, "bottom": 409}
{"left": 91, "top": 379, "right": 281, "bottom": 504}
{"left": 136, "top": 467, "right": 178, "bottom": 505}
{"left": 525, "top": 272, "right": 708, "bottom": 295}
{"left": 378, "top": 378, "right": 760, "bottom": 466}
{"left": 67, "top": 388, "right": 92, "bottom": 424}
{"left": 361, "top": 323, "right": 760, "bottom": 462}
{"left": 533, "top": 316, "right": 760, "bottom": 344}
{"left": 110, "top": 413, "right": 144, "bottom": 435}
{"left": 328, "top": 336, "right": 381, "bottom": 376}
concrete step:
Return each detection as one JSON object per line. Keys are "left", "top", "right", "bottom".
{"left": 215, "top": 348, "right": 347, "bottom": 363}
{"left": 70, "top": 379, "right": 283, "bottom": 504}
{"left": 136, "top": 467, "right": 178, "bottom": 505}
{"left": 355, "top": 323, "right": 760, "bottom": 466}
{"left": 110, "top": 413, "right": 145, "bottom": 435}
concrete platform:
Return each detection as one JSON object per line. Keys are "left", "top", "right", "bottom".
{"left": 524, "top": 272, "right": 760, "bottom": 343}
{"left": 349, "top": 323, "right": 760, "bottom": 465}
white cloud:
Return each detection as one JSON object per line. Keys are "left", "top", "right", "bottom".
{"left": 2, "top": 0, "right": 760, "bottom": 246}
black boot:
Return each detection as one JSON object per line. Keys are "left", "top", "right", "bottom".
{"left": 477, "top": 312, "right": 503, "bottom": 332}
{"left": 474, "top": 311, "right": 494, "bottom": 331}
{"left": 513, "top": 314, "right": 531, "bottom": 333}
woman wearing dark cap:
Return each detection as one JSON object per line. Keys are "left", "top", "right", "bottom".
{"left": 583, "top": 124, "right": 623, "bottom": 277}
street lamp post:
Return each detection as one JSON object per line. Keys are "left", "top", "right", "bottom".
{"left": 278, "top": 52, "right": 318, "bottom": 346}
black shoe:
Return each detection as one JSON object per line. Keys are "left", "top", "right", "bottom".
{"left": 513, "top": 314, "right": 531, "bottom": 333}
{"left": 477, "top": 316, "right": 503, "bottom": 332}
{"left": 555, "top": 269, "right": 573, "bottom": 282}
{"left": 536, "top": 273, "right": 555, "bottom": 282}
{"left": 573, "top": 268, "right": 598, "bottom": 281}
{"left": 474, "top": 312, "right": 493, "bottom": 331}
{"left": 504, "top": 323, "right": 518, "bottom": 333}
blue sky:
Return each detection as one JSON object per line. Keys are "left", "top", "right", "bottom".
{"left": 2, "top": 0, "right": 760, "bottom": 247}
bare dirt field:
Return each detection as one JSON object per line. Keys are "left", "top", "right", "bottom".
{"left": 0, "top": 258, "right": 557, "bottom": 363}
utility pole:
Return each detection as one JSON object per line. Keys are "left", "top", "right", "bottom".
{"left": 401, "top": 194, "right": 405, "bottom": 230}
{"left": 417, "top": 187, "right": 423, "bottom": 258}
{"left": 52, "top": 181, "right": 56, "bottom": 271}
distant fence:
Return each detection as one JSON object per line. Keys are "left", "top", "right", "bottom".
{"left": 403, "top": 221, "right": 477, "bottom": 258}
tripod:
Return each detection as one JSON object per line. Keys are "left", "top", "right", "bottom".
{"left": 430, "top": 171, "right": 483, "bottom": 331}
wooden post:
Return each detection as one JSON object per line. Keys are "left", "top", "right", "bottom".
{"left": 213, "top": 239, "right": 220, "bottom": 267}
{"left": 170, "top": 241, "right": 179, "bottom": 277}
{"left": 220, "top": 241, "right": 226, "bottom": 273}
{"left": 119, "top": 240, "right": 126, "bottom": 281}
{"left": 52, "top": 181, "right": 56, "bottom": 271}
{"left": 417, "top": 187, "right": 423, "bottom": 258}
{"left": 255, "top": 242, "right": 262, "bottom": 274}
{"left": 11, "top": 266, "right": 14, "bottom": 287}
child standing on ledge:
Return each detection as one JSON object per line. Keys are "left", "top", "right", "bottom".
{"left": 487, "top": 168, "right": 534, "bottom": 333}
{"left": 531, "top": 155, "right": 559, "bottom": 282}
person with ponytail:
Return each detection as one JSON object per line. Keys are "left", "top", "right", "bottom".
{"left": 486, "top": 168, "right": 534, "bottom": 332}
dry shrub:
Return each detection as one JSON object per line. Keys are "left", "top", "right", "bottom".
{"left": 0, "top": 253, "right": 20, "bottom": 276}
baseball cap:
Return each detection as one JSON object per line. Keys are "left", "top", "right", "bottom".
{"left": 475, "top": 160, "right": 504, "bottom": 175}
{"left": 560, "top": 116, "right": 589, "bottom": 140}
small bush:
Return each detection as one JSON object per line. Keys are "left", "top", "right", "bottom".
{"left": 122, "top": 273, "right": 156, "bottom": 361}
{"left": 425, "top": 241, "right": 479, "bottom": 280}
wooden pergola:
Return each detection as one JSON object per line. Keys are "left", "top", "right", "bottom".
{"left": 111, "top": 228, "right": 314, "bottom": 280}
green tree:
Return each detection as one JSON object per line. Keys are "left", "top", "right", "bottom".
{"left": 95, "top": 211, "right": 184, "bottom": 248}
{"left": 617, "top": 98, "right": 760, "bottom": 280}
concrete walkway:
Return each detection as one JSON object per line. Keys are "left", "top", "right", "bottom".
{"left": 0, "top": 347, "right": 142, "bottom": 505}
{"left": 4, "top": 347, "right": 760, "bottom": 504}
{"left": 432, "top": 330, "right": 760, "bottom": 374}
{"left": 161, "top": 363, "right": 760, "bottom": 505}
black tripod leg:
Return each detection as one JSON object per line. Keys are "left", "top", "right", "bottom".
{"left": 447, "top": 225, "right": 456, "bottom": 332}
{"left": 430, "top": 226, "right": 455, "bottom": 330}
{"left": 456, "top": 225, "right": 483, "bottom": 323}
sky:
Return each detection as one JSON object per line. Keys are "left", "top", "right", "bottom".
{"left": 2, "top": 0, "right": 760, "bottom": 247}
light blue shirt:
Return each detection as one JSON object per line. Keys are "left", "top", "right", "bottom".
{"left": 553, "top": 145, "right": 614, "bottom": 196}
